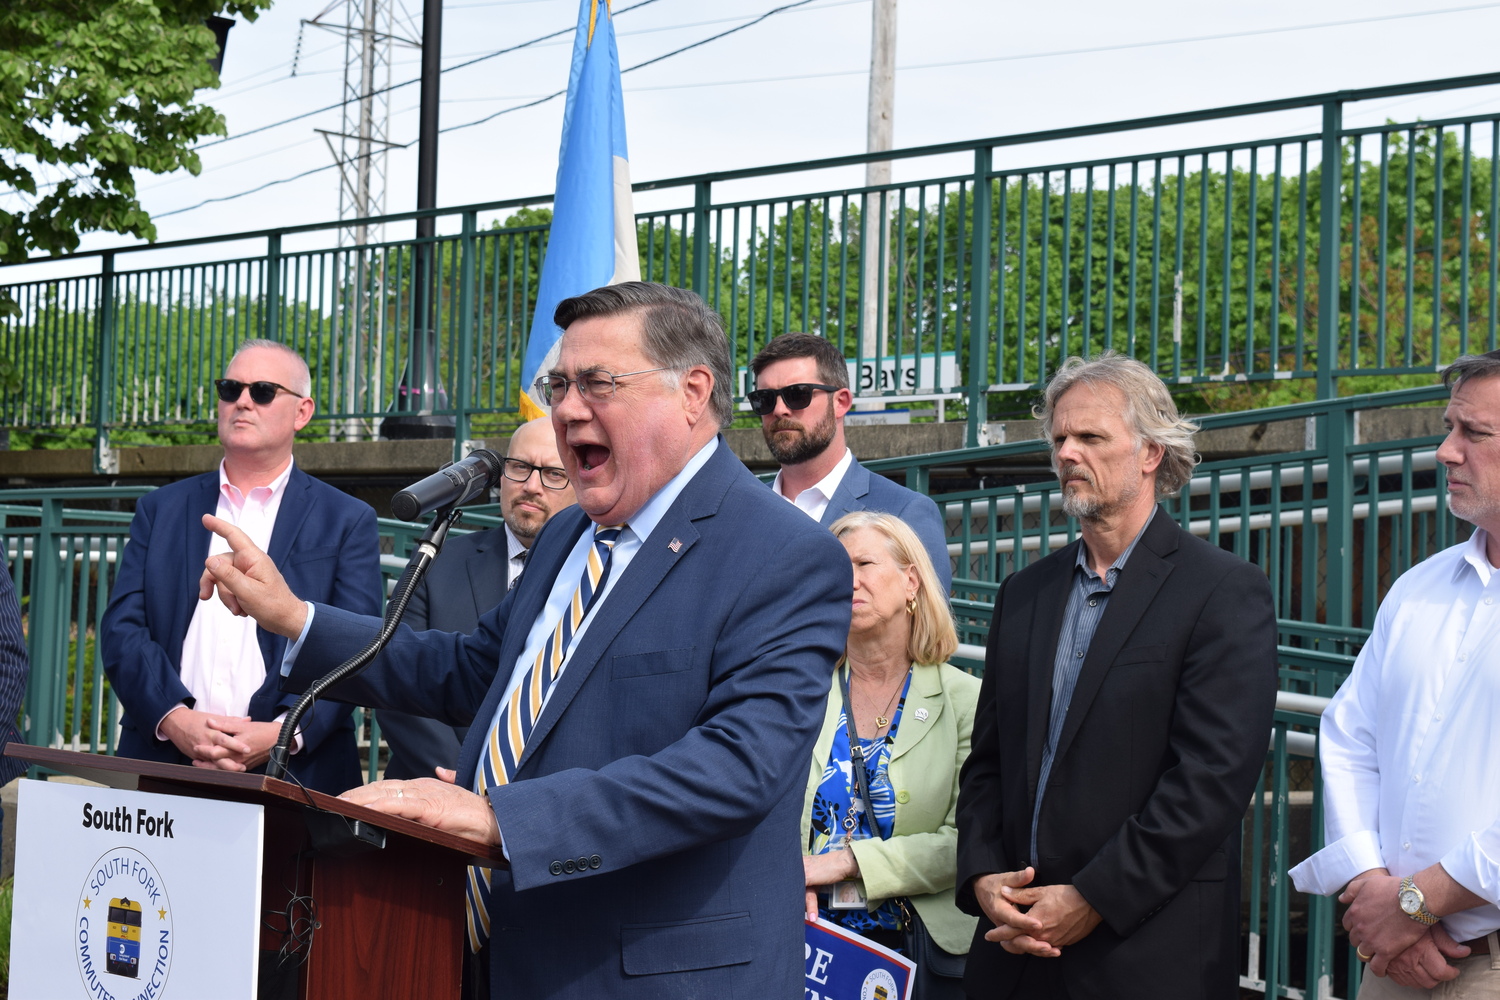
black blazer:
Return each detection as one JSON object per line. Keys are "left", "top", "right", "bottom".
{"left": 956, "top": 507, "right": 1277, "bottom": 1000}
{"left": 379, "top": 525, "right": 511, "bottom": 779}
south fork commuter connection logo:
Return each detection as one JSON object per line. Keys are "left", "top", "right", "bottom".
{"left": 75, "top": 847, "right": 174, "bottom": 1000}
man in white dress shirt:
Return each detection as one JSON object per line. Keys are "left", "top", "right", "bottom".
{"left": 1290, "top": 350, "right": 1500, "bottom": 995}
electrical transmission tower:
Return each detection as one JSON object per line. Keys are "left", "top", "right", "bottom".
{"left": 296, "top": 0, "right": 418, "bottom": 247}
{"left": 295, "top": 1, "right": 419, "bottom": 440}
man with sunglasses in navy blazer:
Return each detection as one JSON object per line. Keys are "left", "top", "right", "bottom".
{"left": 101, "top": 339, "right": 381, "bottom": 795}
{"left": 749, "top": 333, "right": 952, "bottom": 592}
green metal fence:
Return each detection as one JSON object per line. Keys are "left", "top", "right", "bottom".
{"left": 7, "top": 72, "right": 1500, "bottom": 469}
{"left": 0, "top": 378, "right": 1467, "bottom": 997}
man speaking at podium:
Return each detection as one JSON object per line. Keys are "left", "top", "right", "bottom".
{"left": 199, "top": 283, "right": 853, "bottom": 998}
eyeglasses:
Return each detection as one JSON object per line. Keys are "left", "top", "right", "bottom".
{"left": 533, "top": 367, "right": 674, "bottom": 405}
{"left": 746, "top": 383, "right": 841, "bottom": 416}
{"left": 214, "top": 379, "right": 302, "bottom": 406}
{"left": 503, "top": 458, "right": 570, "bottom": 490}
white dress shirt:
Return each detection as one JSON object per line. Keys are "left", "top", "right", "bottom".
{"left": 1289, "top": 529, "right": 1500, "bottom": 941}
{"left": 770, "top": 447, "right": 854, "bottom": 523}
{"left": 169, "top": 459, "right": 293, "bottom": 732}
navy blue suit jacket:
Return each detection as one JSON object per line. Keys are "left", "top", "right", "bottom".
{"left": 819, "top": 457, "right": 952, "bottom": 591}
{"left": 101, "top": 465, "right": 381, "bottom": 794}
{"left": 379, "top": 525, "right": 511, "bottom": 779}
{"left": 287, "top": 441, "right": 852, "bottom": 998}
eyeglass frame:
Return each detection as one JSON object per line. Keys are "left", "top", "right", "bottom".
{"left": 745, "top": 382, "right": 843, "bottom": 416}
{"left": 502, "top": 457, "right": 570, "bottom": 490}
{"left": 213, "top": 379, "right": 304, "bottom": 406}
{"left": 533, "top": 366, "right": 676, "bottom": 405}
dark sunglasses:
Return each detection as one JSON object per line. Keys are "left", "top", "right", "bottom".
{"left": 214, "top": 379, "right": 301, "bottom": 406}
{"left": 746, "top": 383, "right": 841, "bottom": 416}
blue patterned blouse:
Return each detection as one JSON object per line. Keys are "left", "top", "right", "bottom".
{"left": 806, "top": 668, "right": 913, "bottom": 934}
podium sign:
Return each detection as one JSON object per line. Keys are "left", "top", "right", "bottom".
{"left": 10, "top": 779, "right": 265, "bottom": 1000}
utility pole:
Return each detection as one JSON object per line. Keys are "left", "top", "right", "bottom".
{"left": 859, "top": 0, "right": 895, "bottom": 409}
{"left": 382, "top": 0, "right": 454, "bottom": 439}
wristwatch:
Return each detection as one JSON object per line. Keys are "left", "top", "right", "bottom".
{"left": 1398, "top": 876, "right": 1439, "bottom": 925}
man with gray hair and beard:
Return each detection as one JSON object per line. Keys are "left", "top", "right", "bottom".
{"left": 955, "top": 352, "right": 1278, "bottom": 1000}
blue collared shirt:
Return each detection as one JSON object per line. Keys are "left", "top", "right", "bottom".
{"left": 1030, "top": 509, "right": 1154, "bottom": 866}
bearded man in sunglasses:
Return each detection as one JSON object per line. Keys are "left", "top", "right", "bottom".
{"left": 101, "top": 339, "right": 381, "bottom": 794}
{"left": 750, "top": 333, "right": 952, "bottom": 591}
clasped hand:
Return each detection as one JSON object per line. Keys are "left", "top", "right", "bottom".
{"left": 1341, "top": 874, "right": 1471, "bottom": 987}
{"left": 974, "top": 868, "right": 1102, "bottom": 957}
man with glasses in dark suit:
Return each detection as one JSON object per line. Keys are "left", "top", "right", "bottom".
{"left": 101, "top": 339, "right": 381, "bottom": 794}
{"left": 749, "top": 333, "right": 952, "bottom": 591}
{"left": 381, "top": 416, "right": 577, "bottom": 781}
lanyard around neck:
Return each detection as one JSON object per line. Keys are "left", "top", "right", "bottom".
{"left": 838, "top": 664, "right": 891, "bottom": 842}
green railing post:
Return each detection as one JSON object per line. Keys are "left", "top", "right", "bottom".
{"left": 455, "top": 210, "right": 478, "bottom": 460}
{"left": 967, "top": 147, "right": 993, "bottom": 449}
{"left": 26, "top": 498, "right": 63, "bottom": 748}
{"left": 691, "top": 179, "right": 712, "bottom": 299}
{"left": 92, "top": 252, "right": 116, "bottom": 475}
{"left": 265, "top": 232, "right": 282, "bottom": 342}
{"left": 1316, "top": 99, "right": 1343, "bottom": 401}
{"left": 1306, "top": 735, "right": 1335, "bottom": 999}
{"left": 1323, "top": 403, "right": 1354, "bottom": 627}
{"left": 1265, "top": 724, "right": 1292, "bottom": 1000}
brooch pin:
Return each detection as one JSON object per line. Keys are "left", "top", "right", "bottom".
{"left": 913, "top": 708, "right": 929, "bottom": 722}
{"left": 668, "top": 538, "right": 682, "bottom": 553}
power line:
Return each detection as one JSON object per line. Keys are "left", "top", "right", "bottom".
{"left": 116, "top": 0, "right": 1500, "bottom": 220}
{"left": 151, "top": 0, "right": 819, "bottom": 218}
{"left": 439, "top": 0, "right": 821, "bottom": 135}
{"left": 154, "top": 158, "right": 356, "bottom": 219}
{"left": 620, "top": 0, "right": 1500, "bottom": 93}
{"left": 192, "top": 0, "right": 664, "bottom": 153}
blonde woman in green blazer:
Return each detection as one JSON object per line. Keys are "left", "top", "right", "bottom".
{"left": 802, "top": 511, "right": 981, "bottom": 968}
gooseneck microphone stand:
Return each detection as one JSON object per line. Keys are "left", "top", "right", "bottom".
{"left": 265, "top": 504, "right": 465, "bottom": 783}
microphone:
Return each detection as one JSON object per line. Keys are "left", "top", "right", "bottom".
{"left": 391, "top": 449, "right": 504, "bottom": 521}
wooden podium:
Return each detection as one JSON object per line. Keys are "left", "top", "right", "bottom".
{"left": 6, "top": 745, "right": 505, "bottom": 1000}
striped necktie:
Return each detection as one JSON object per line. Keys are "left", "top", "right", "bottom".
{"left": 466, "top": 523, "right": 625, "bottom": 953}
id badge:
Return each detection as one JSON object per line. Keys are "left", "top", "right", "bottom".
{"left": 827, "top": 876, "right": 868, "bottom": 910}
{"left": 823, "top": 834, "right": 868, "bottom": 911}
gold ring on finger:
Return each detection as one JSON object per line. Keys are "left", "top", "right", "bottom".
{"left": 1356, "top": 948, "right": 1372, "bottom": 962}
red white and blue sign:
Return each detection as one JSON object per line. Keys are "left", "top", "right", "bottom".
{"left": 805, "top": 916, "right": 915, "bottom": 1000}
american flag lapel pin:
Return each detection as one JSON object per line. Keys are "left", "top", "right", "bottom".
{"left": 668, "top": 537, "right": 682, "bottom": 553}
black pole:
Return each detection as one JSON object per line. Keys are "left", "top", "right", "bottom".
{"left": 382, "top": 0, "right": 455, "bottom": 440}
{"left": 416, "top": 0, "right": 442, "bottom": 233}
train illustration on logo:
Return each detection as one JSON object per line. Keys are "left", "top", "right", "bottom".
{"left": 105, "top": 897, "right": 142, "bottom": 978}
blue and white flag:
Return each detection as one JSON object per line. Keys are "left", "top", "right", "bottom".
{"left": 520, "top": 0, "right": 640, "bottom": 419}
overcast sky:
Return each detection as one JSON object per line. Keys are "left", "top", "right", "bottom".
{"left": 9, "top": 0, "right": 1500, "bottom": 277}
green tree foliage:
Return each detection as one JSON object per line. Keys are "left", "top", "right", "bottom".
{"left": 0, "top": 0, "right": 271, "bottom": 266}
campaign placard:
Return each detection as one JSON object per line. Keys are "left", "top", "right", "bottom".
{"left": 9, "top": 779, "right": 264, "bottom": 1000}
{"left": 805, "top": 916, "right": 915, "bottom": 1000}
